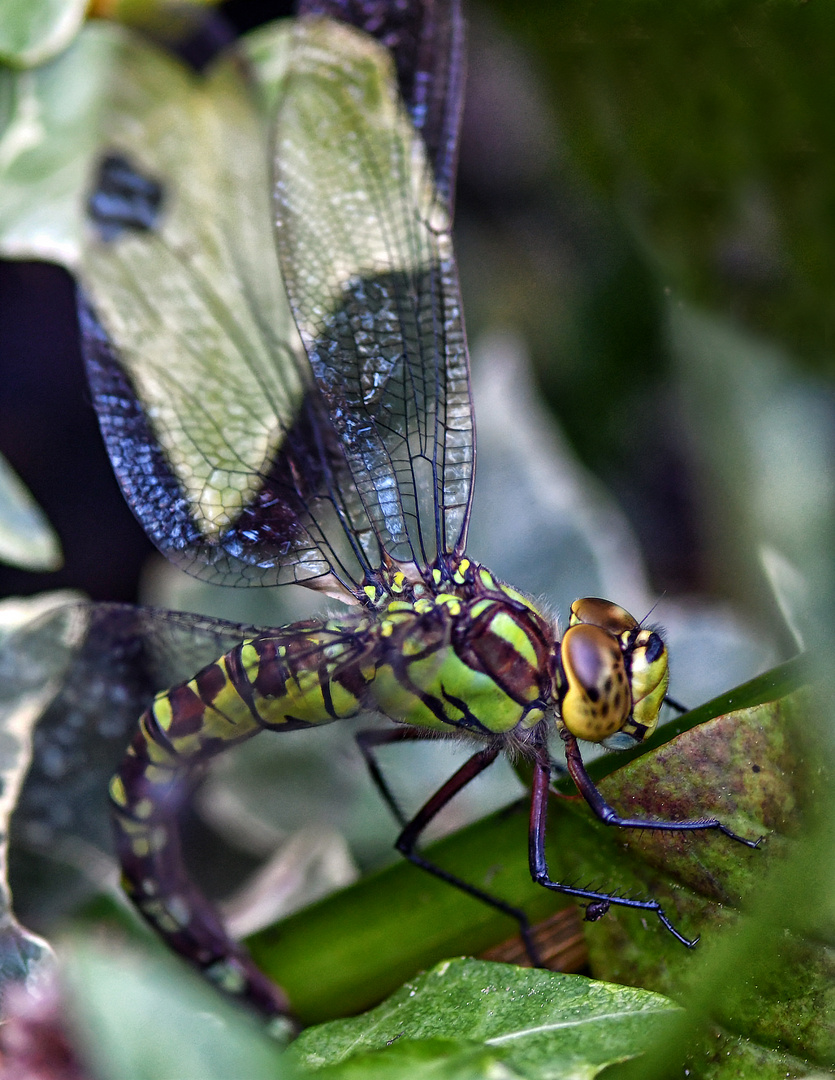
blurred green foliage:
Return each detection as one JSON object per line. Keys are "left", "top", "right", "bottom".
{"left": 485, "top": 0, "right": 835, "bottom": 368}
{"left": 455, "top": 0, "right": 835, "bottom": 614}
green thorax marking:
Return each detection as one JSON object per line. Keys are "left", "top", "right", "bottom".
{"left": 355, "top": 558, "right": 555, "bottom": 737}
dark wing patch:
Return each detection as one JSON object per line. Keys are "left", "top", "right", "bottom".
{"left": 80, "top": 294, "right": 364, "bottom": 589}
{"left": 77, "top": 32, "right": 363, "bottom": 597}
{"left": 87, "top": 153, "right": 164, "bottom": 241}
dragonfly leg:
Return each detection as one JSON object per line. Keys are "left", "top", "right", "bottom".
{"left": 561, "top": 729, "right": 762, "bottom": 848}
{"left": 357, "top": 729, "right": 542, "bottom": 966}
{"left": 528, "top": 745, "right": 699, "bottom": 947}
{"left": 356, "top": 726, "right": 444, "bottom": 827}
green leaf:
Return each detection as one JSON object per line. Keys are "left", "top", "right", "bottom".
{"left": 669, "top": 302, "right": 835, "bottom": 644}
{"left": 0, "top": 0, "right": 86, "bottom": 68}
{"left": 0, "top": 452, "right": 62, "bottom": 570}
{"left": 289, "top": 959, "right": 680, "bottom": 1080}
{"left": 0, "top": 594, "right": 90, "bottom": 998}
{"left": 308, "top": 1040, "right": 516, "bottom": 1080}
{"left": 63, "top": 937, "right": 294, "bottom": 1080}
{"left": 0, "top": 22, "right": 119, "bottom": 264}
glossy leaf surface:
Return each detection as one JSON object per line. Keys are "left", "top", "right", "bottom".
{"left": 289, "top": 958, "right": 680, "bottom": 1080}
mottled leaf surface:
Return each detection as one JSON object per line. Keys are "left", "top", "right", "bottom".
{"left": 551, "top": 689, "right": 835, "bottom": 1073}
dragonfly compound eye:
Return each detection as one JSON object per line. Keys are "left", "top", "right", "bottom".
{"left": 558, "top": 623, "right": 631, "bottom": 742}
{"left": 622, "top": 629, "right": 669, "bottom": 739}
{"left": 569, "top": 597, "right": 638, "bottom": 638}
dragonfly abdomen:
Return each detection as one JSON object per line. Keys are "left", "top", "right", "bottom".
{"left": 108, "top": 618, "right": 376, "bottom": 1018}
{"left": 108, "top": 570, "right": 555, "bottom": 1016}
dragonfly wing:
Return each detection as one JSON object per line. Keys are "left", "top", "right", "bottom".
{"left": 274, "top": 18, "right": 475, "bottom": 570}
{"left": 297, "top": 0, "right": 466, "bottom": 207}
{"left": 78, "top": 30, "right": 363, "bottom": 597}
{"left": 9, "top": 602, "right": 262, "bottom": 859}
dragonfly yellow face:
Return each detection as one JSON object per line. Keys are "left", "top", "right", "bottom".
{"left": 77, "top": 1, "right": 760, "bottom": 1025}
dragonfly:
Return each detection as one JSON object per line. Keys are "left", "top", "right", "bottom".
{"left": 66, "top": 0, "right": 761, "bottom": 1024}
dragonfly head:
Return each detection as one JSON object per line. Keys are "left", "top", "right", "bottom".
{"left": 555, "top": 598, "right": 669, "bottom": 750}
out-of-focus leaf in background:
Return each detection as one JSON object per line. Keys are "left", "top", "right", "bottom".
{"left": 0, "top": 452, "right": 61, "bottom": 571}
{"left": 0, "top": 0, "right": 86, "bottom": 68}
{"left": 0, "top": 25, "right": 119, "bottom": 266}
{"left": 670, "top": 304, "right": 835, "bottom": 623}
{"left": 0, "top": 593, "right": 87, "bottom": 1000}
{"left": 63, "top": 937, "right": 291, "bottom": 1080}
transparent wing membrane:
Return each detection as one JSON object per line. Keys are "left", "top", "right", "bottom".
{"left": 274, "top": 19, "right": 474, "bottom": 567}
{"left": 9, "top": 604, "right": 262, "bottom": 858}
{"left": 77, "top": 31, "right": 373, "bottom": 596}
{"left": 298, "top": 0, "right": 466, "bottom": 207}
{"left": 78, "top": 15, "right": 473, "bottom": 598}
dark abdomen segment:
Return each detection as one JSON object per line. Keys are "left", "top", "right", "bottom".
{"left": 109, "top": 591, "right": 551, "bottom": 1018}
{"left": 109, "top": 617, "right": 373, "bottom": 1019}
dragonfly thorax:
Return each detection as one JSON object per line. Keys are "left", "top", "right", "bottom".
{"left": 367, "top": 559, "right": 556, "bottom": 739}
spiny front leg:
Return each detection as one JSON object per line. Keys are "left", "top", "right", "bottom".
{"left": 108, "top": 651, "right": 294, "bottom": 1021}
{"left": 561, "top": 729, "right": 762, "bottom": 848}
{"left": 528, "top": 746, "right": 699, "bottom": 947}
